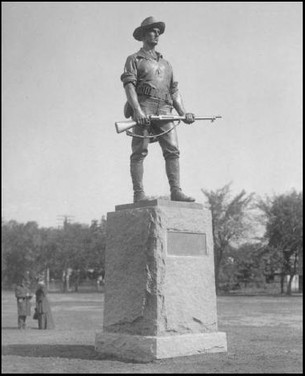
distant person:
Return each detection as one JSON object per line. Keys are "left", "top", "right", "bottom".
{"left": 97, "top": 275, "right": 104, "bottom": 290}
{"left": 121, "top": 16, "right": 195, "bottom": 203}
{"left": 15, "top": 277, "right": 33, "bottom": 330}
{"left": 35, "top": 281, "right": 55, "bottom": 330}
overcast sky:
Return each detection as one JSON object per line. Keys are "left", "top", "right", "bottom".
{"left": 2, "top": 2, "right": 303, "bottom": 227}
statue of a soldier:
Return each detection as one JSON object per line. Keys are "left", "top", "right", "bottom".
{"left": 121, "top": 16, "right": 196, "bottom": 203}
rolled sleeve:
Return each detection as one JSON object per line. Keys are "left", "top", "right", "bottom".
{"left": 120, "top": 55, "right": 137, "bottom": 87}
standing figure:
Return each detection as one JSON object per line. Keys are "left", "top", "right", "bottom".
{"left": 121, "top": 16, "right": 196, "bottom": 203}
{"left": 15, "top": 278, "right": 33, "bottom": 329}
{"left": 35, "top": 281, "right": 55, "bottom": 330}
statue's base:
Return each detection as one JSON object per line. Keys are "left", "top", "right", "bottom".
{"left": 96, "top": 199, "right": 227, "bottom": 362}
{"left": 95, "top": 331, "right": 227, "bottom": 363}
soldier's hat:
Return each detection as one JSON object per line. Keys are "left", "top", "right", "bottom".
{"left": 133, "top": 16, "right": 165, "bottom": 41}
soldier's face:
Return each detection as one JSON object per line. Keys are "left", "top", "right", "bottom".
{"left": 143, "top": 28, "right": 160, "bottom": 45}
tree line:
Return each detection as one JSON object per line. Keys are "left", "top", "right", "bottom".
{"left": 202, "top": 184, "right": 302, "bottom": 295}
{"left": 1, "top": 216, "right": 106, "bottom": 291}
{"left": 2, "top": 184, "right": 303, "bottom": 295}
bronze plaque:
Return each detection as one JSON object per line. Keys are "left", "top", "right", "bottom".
{"left": 167, "top": 231, "right": 207, "bottom": 256}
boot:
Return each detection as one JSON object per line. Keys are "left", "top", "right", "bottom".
{"left": 165, "top": 158, "right": 195, "bottom": 202}
{"left": 130, "top": 160, "right": 149, "bottom": 203}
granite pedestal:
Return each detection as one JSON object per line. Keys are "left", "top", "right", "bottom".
{"left": 95, "top": 199, "right": 227, "bottom": 362}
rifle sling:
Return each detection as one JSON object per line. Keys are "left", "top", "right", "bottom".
{"left": 126, "top": 120, "right": 180, "bottom": 140}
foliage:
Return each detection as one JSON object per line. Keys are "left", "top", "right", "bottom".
{"left": 257, "top": 190, "right": 303, "bottom": 294}
{"left": 218, "top": 242, "right": 266, "bottom": 291}
{"left": 1, "top": 217, "right": 107, "bottom": 289}
{"left": 201, "top": 183, "right": 255, "bottom": 292}
{"left": 1, "top": 220, "right": 42, "bottom": 287}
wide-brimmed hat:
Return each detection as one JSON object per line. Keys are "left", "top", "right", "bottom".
{"left": 133, "top": 16, "right": 165, "bottom": 41}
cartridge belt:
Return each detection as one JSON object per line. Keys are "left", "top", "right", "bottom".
{"left": 136, "top": 85, "right": 173, "bottom": 105}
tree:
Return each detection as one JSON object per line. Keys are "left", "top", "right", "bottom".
{"left": 49, "top": 217, "right": 107, "bottom": 292}
{"left": 227, "top": 243, "right": 265, "bottom": 289}
{"left": 1, "top": 217, "right": 107, "bottom": 291}
{"left": 201, "top": 183, "right": 254, "bottom": 293}
{"left": 1, "top": 220, "right": 42, "bottom": 287}
{"left": 257, "top": 190, "right": 303, "bottom": 295}
{"left": 87, "top": 217, "right": 106, "bottom": 272}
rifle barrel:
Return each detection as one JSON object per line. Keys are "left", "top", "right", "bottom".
{"left": 195, "top": 116, "right": 222, "bottom": 120}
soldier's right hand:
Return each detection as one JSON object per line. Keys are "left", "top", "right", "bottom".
{"left": 133, "top": 109, "right": 150, "bottom": 127}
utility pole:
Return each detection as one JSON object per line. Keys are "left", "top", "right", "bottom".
{"left": 56, "top": 214, "right": 75, "bottom": 292}
{"left": 56, "top": 215, "right": 74, "bottom": 229}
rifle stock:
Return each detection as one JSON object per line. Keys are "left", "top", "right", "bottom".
{"left": 115, "top": 115, "right": 222, "bottom": 134}
{"left": 115, "top": 120, "right": 137, "bottom": 134}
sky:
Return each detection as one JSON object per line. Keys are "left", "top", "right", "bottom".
{"left": 2, "top": 2, "right": 303, "bottom": 228}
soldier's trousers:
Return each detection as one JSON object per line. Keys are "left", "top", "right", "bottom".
{"left": 130, "top": 97, "right": 180, "bottom": 162}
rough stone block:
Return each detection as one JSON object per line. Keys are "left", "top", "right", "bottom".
{"left": 95, "top": 331, "right": 227, "bottom": 362}
{"left": 96, "top": 199, "right": 227, "bottom": 361}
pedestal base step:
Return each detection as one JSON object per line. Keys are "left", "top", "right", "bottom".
{"left": 95, "top": 331, "right": 227, "bottom": 362}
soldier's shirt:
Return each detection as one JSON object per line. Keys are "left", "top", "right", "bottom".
{"left": 120, "top": 48, "right": 179, "bottom": 97}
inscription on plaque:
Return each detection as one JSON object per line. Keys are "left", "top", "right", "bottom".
{"left": 167, "top": 230, "right": 207, "bottom": 256}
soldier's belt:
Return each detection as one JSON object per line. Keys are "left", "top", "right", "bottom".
{"left": 136, "top": 86, "right": 172, "bottom": 104}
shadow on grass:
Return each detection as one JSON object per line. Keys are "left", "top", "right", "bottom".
{"left": 2, "top": 344, "right": 101, "bottom": 360}
{"left": 1, "top": 344, "right": 147, "bottom": 363}
{"left": 2, "top": 327, "right": 41, "bottom": 330}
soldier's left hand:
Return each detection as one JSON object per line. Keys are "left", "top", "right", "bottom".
{"left": 183, "top": 113, "right": 195, "bottom": 124}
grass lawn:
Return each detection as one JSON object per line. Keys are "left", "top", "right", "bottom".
{"left": 1, "top": 291, "right": 303, "bottom": 373}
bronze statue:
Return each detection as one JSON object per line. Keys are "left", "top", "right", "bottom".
{"left": 121, "top": 16, "right": 196, "bottom": 203}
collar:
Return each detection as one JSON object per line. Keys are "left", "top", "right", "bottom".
{"left": 137, "top": 48, "right": 163, "bottom": 60}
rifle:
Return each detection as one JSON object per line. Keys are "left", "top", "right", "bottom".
{"left": 115, "top": 115, "right": 222, "bottom": 138}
